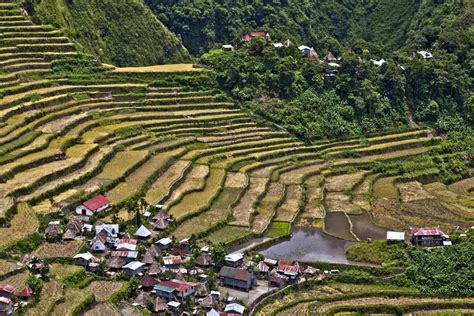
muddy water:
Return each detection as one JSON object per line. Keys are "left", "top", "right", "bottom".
{"left": 259, "top": 227, "right": 352, "bottom": 264}
{"left": 349, "top": 211, "right": 388, "bottom": 240}
{"left": 325, "top": 212, "right": 356, "bottom": 240}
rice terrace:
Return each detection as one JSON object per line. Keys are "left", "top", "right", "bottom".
{"left": 0, "top": 0, "right": 472, "bottom": 315}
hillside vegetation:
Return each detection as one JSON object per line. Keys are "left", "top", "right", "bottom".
{"left": 21, "top": 0, "right": 190, "bottom": 66}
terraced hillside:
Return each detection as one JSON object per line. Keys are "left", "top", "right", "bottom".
{"left": 0, "top": 0, "right": 472, "bottom": 256}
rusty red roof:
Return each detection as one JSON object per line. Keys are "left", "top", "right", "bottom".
{"left": 83, "top": 195, "right": 110, "bottom": 211}
{"left": 277, "top": 264, "right": 300, "bottom": 275}
{"left": 0, "top": 284, "right": 16, "bottom": 293}
{"left": 19, "top": 287, "right": 33, "bottom": 298}
{"left": 163, "top": 256, "right": 182, "bottom": 265}
{"left": 410, "top": 227, "right": 445, "bottom": 236}
{"left": 159, "top": 280, "right": 194, "bottom": 293}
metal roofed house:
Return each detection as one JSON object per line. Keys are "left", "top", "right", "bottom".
{"left": 371, "top": 58, "right": 386, "bottom": 67}
{"left": 90, "top": 233, "right": 108, "bottom": 252}
{"left": 225, "top": 302, "right": 245, "bottom": 314}
{"left": 0, "top": 285, "right": 16, "bottom": 299}
{"left": 224, "top": 253, "right": 244, "bottom": 267}
{"left": 324, "top": 51, "right": 338, "bottom": 62}
{"left": 298, "top": 45, "right": 318, "bottom": 58}
{"left": 219, "top": 266, "right": 256, "bottom": 291}
{"left": 160, "top": 280, "right": 196, "bottom": 301}
{"left": 387, "top": 231, "right": 405, "bottom": 242}
{"left": 241, "top": 31, "right": 271, "bottom": 42}
{"left": 123, "top": 261, "right": 145, "bottom": 276}
{"left": 0, "top": 296, "right": 12, "bottom": 316}
{"left": 135, "top": 225, "right": 152, "bottom": 239}
{"left": 73, "top": 252, "right": 98, "bottom": 268}
{"left": 75, "top": 195, "right": 110, "bottom": 216}
{"left": 156, "top": 237, "right": 173, "bottom": 249}
{"left": 410, "top": 227, "right": 451, "bottom": 247}
{"left": 154, "top": 284, "right": 177, "bottom": 301}
{"left": 95, "top": 223, "right": 119, "bottom": 237}
{"left": 111, "top": 250, "right": 138, "bottom": 261}
{"left": 417, "top": 50, "right": 433, "bottom": 59}
{"left": 163, "top": 256, "right": 183, "bottom": 269}
{"left": 142, "top": 275, "right": 157, "bottom": 290}
{"left": 115, "top": 239, "right": 138, "bottom": 251}
{"left": 222, "top": 44, "right": 234, "bottom": 51}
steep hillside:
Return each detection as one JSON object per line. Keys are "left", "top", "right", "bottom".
{"left": 21, "top": 0, "right": 190, "bottom": 66}
{"left": 145, "top": 0, "right": 470, "bottom": 55}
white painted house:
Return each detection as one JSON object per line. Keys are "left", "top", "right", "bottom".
{"left": 75, "top": 195, "right": 110, "bottom": 216}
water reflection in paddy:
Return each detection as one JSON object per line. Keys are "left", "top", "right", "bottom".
{"left": 260, "top": 227, "right": 353, "bottom": 264}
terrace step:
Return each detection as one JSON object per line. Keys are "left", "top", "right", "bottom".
{"left": 0, "top": 51, "right": 78, "bottom": 61}
{"left": 2, "top": 36, "right": 71, "bottom": 45}
{"left": 0, "top": 9, "right": 22, "bottom": 16}
{"left": 0, "top": 43, "right": 76, "bottom": 53}
{"left": 0, "top": 3, "right": 16, "bottom": 9}
{"left": 0, "top": 57, "right": 44, "bottom": 67}
{"left": 0, "top": 15, "right": 25, "bottom": 21}
{"left": 0, "top": 25, "right": 55, "bottom": 32}
{"left": 4, "top": 61, "right": 51, "bottom": 72}
{"left": 0, "top": 30, "right": 64, "bottom": 38}
{"left": 0, "top": 20, "right": 32, "bottom": 26}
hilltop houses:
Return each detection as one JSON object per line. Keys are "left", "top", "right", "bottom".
{"left": 241, "top": 31, "right": 271, "bottom": 42}
{"left": 75, "top": 195, "right": 110, "bottom": 216}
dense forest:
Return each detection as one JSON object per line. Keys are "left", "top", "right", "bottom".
{"left": 21, "top": 0, "right": 190, "bottom": 66}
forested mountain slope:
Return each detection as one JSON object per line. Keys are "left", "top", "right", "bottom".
{"left": 21, "top": 0, "right": 190, "bottom": 66}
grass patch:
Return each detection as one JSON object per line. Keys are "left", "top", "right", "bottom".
{"left": 0, "top": 203, "right": 38, "bottom": 249}
{"left": 346, "top": 240, "right": 407, "bottom": 266}
{"left": 31, "top": 240, "right": 83, "bottom": 258}
{"left": 265, "top": 222, "right": 290, "bottom": 238}
{"left": 202, "top": 225, "right": 251, "bottom": 245}
{"left": 96, "top": 150, "right": 148, "bottom": 180}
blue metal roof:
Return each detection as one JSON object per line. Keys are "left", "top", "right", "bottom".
{"left": 154, "top": 284, "right": 176, "bottom": 293}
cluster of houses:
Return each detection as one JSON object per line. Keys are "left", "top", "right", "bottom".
{"left": 0, "top": 284, "right": 34, "bottom": 315}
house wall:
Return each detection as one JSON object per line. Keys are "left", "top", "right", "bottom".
{"left": 156, "top": 290, "right": 175, "bottom": 301}
{"left": 75, "top": 205, "right": 93, "bottom": 216}
{"left": 220, "top": 277, "right": 251, "bottom": 290}
{"left": 125, "top": 266, "right": 144, "bottom": 276}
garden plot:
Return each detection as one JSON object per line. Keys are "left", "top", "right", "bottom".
{"left": 325, "top": 192, "right": 361, "bottom": 214}
{"left": 168, "top": 167, "right": 226, "bottom": 220}
{"left": 0, "top": 197, "right": 13, "bottom": 218}
{"left": 231, "top": 176, "right": 268, "bottom": 226}
{"left": 351, "top": 173, "right": 378, "bottom": 210}
{"left": 371, "top": 176, "right": 404, "bottom": 229}
{"left": 164, "top": 164, "right": 209, "bottom": 208}
{"left": 145, "top": 160, "right": 191, "bottom": 204}
{"left": 299, "top": 186, "right": 324, "bottom": 220}
{"left": 32, "top": 189, "right": 80, "bottom": 214}
{"left": 0, "top": 272, "right": 29, "bottom": 294}
{"left": 172, "top": 187, "right": 244, "bottom": 240}
{"left": 38, "top": 112, "right": 88, "bottom": 134}
{"left": 252, "top": 182, "right": 286, "bottom": 234}
{"left": 397, "top": 180, "right": 435, "bottom": 203}
{"left": 224, "top": 172, "right": 247, "bottom": 188}
{"left": 448, "top": 177, "right": 474, "bottom": 196}
{"left": 31, "top": 240, "right": 83, "bottom": 258}
{"left": 87, "top": 281, "right": 123, "bottom": 302}
{"left": 201, "top": 225, "right": 251, "bottom": 245}
{"left": 26, "top": 280, "right": 63, "bottom": 316}
{"left": 0, "top": 156, "right": 80, "bottom": 198}
{"left": 305, "top": 174, "right": 324, "bottom": 186}
{"left": 49, "top": 264, "right": 83, "bottom": 281}
{"left": 324, "top": 170, "right": 369, "bottom": 192}
{"left": 95, "top": 150, "right": 148, "bottom": 181}
{"left": 0, "top": 259, "right": 23, "bottom": 278}
{"left": 50, "top": 287, "right": 91, "bottom": 316}
{"left": 0, "top": 203, "right": 38, "bottom": 249}
{"left": 278, "top": 162, "right": 326, "bottom": 185}
{"left": 84, "top": 304, "right": 119, "bottom": 316}
{"left": 105, "top": 148, "right": 184, "bottom": 204}
{"left": 274, "top": 184, "right": 303, "bottom": 222}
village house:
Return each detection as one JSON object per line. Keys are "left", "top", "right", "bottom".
{"left": 142, "top": 275, "right": 157, "bottom": 290}
{"left": 195, "top": 253, "right": 213, "bottom": 268}
{"left": 111, "top": 250, "right": 138, "bottom": 263}
{"left": 95, "top": 223, "right": 119, "bottom": 238}
{"left": 224, "top": 253, "right": 244, "bottom": 267}
{"left": 268, "top": 273, "right": 289, "bottom": 287}
{"left": 73, "top": 252, "right": 99, "bottom": 269}
{"left": 90, "top": 232, "right": 108, "bottom": 252}
{"left": 151, "top": 210, "right": 171, "bottom": 231}
{"left": 159, "top": 280, "right": 196, "bottom": 302}
{"left": 225, "top": 303, "right": 245, "bottom": 315}
{"left": 44, "top": 221, "right": 62, "bottom": 241}
{"left": 241, "top": 31, "right": 271, "bottom": 42}
{"left": 19, "top": 287, "right": 33, "bottom": 302}
{"left": 371, "top": 58, "right": 386, "bottom": 67}
{"left": 156, "top": 237, "right": 173, "bottom": 250}
{"left": 107, "top": 256, "right": 127, "bottom": 271}
{"left": 0, "top": 285, "right": 15, "bottom": 300}
{"left": 276, "top": 260, "right": 300, "bottom": 283}
{"left": 417, "top": 50, "right": 433, "bottom": 59}
{"left": 410, "top": 227, "right": 451, "bottom": 247}
{"left": 0, "top": 297, "right": 12, "bottom": 316}
{"left": 163, "top": 255, "right": 183, "bottom": 270}
{"left": 324, "top": 52, "right": 338, "bottom": 62}
{"left": 123, "top": 261, "right": 145, "bottom": 276}
{"left": 154, "top": 283, "right": 177, "bottom": 301}
{"left": 298, "top": 45, "right": 318, "bottom": 58}
{"left": 135, "top": 225, "right": 152, "bottom": 239}
{"left": 75, "top": 195, "right": 110, "bottom": 216}
{"left": 115, "top": 239, "right": 137, "bottom": 251}
{"left": 219, "top": 266, "right": 256, "bottom": 291}
{"left": 222, "top": 44, "right": 234, "bottom": 51}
